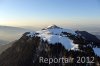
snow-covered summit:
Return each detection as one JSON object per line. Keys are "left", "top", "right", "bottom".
{"left": 26, "top": 25, "right": 78, "bottom": 50}
{"left": 41, "top": 25, "right": 76, "bottom": 35}
{"left": 43, "top": 25, "right": 62, "bottom": 29}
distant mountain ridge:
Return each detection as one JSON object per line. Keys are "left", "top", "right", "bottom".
{"left": 0, "top": 25, "right": 100, "bottom": 66}
{"left": 0, "top": 25, "right": 31, "bottom": 42}
{"left": 0, "top": 25, "right": 29, "bottom": 32}
{"left": 0, "top": 39, "right": 9, "bottom": 45}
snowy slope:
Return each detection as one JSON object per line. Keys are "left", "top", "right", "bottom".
{"left": 27, "top": 25, "right": 78, "bottom": 50}
{"left": 26, "top": 25, "right": 100, "bottom": 56}
{"left": 93, "top": 48, "right": 100, "bottom": 56}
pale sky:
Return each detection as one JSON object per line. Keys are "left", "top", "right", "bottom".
{"left": 0, "top": 0, "right": 100, "bottom": 27}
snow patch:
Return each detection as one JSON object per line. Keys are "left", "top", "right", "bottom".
{"left": 38, "top": 33, "right": 78, "bottom": 50}
{"left": 26, "top": 32, "right": 35, "bottom": 37}
{"left": 93, "top": 48, "right": 100, "bottom": 56}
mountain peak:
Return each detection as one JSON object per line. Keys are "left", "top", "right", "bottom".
{"left": 43, "top": 25, "right": 62, "bottom": 30}
{"left": 0, "top": 25, "right": 100, "bottom": 66}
